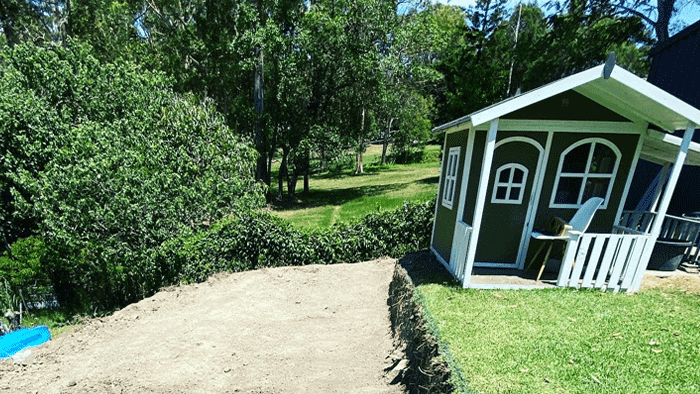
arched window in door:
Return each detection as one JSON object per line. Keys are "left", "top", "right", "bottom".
{"left": 550, "top": 138, "right": 620, "bottom": 209}
{"left": 492, "top": 163, "right": 529, "bottom": 204}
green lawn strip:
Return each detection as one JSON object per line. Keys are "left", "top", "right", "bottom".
{"left": 271, "top": 150, "right": 440, "bottom": 229}
{"left": 417, "top": 285, "right": 700, "bottom": 394}
{"left": 19, "top": 309, "right": 77, "bottom": 339}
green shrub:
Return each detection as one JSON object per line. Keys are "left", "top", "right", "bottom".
{"left": 1, "top": 42, "right": 264, "bottom": 311}
{"left": 0, "top": 236, "right": 54, "bottom": 309}
{"left": 159, "top": 200, "right": 435, "bottom": 285}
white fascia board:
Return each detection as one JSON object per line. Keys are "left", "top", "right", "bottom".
{"left": 433, "top": 119, "right": 472, "bottom": 136}
{"left": 609, "top": 67, "right": 700, "bottom": 129}
{"left": 470, "top": 66, "right": 605, "bottom": 128}
{"left": 475, "top": 119, "right": 643, "bottom": 134}
{"left": 644, "top": 128, "right": 700, "bottom": 165}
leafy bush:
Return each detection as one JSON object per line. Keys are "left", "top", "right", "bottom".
{"left": 160, "top": 200, "right": 435, "bottom": 285}
{"left": 0, "top": 237, "right": 53, "bottom": 303}
{"left": 1, "top": 42, "right": 264, "bottom": 310}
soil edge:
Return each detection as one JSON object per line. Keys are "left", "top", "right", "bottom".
{"left": 389, "top": 261, "right": 466, "bottom": 394}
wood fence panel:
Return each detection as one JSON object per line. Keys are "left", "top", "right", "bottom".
{"left": 581, "top": 236, "right": 606, "bottom": 288}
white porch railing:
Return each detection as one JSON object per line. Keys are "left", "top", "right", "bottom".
{"left": 616, "top": 211, "right": 656, "bottom": 234}
{"left": 557, "top": 232, "right": 651, "bottom": 293}
{"left": 617, "top": 210, "right": 700, "bottom": 263}
{"left": 661, "top": 214, "right": 700, "bottom": 263}
{"left": 450, "top": 221, "right": 472, "bottom": 282}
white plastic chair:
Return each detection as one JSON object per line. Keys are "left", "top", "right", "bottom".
{"left": 527, "top": 197, "right": 604, "bottom": 281}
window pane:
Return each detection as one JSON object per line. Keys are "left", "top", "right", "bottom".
{"left": 554, "top": 177, "right": 583, "bottom": 204}
{"left": 582, "top": 178, "right": 610, "bottom": 201}
{"left": 496, "top": 186, "right": 507, "bottom": 200}
{"left": 509, "top": 187, "right": 521, "bottom": 201}
{"left": 512, "top": 168, "right": 524, "bottom": 184}
{"left": 562, "top": 144, "right": 590, "bottom": 173}
{"left": 590, "top": 144, "right": 616, "bottom": 174}
{"left": 499, "top": 168, "right": 510, "bottom": 183}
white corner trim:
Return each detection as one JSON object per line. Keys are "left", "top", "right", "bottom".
{"left": 464, "top": 119, "right": 499, "bottom": 287}
{"left": 430, "top": 135, "right": 450, "bottom": 248}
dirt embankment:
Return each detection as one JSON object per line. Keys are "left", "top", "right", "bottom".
{"left": 1, "top": 259, "right": 406, "bottom": 394}
{"left": 387, "top": 255, "right": 458, "bottom": 394}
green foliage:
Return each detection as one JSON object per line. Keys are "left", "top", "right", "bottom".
{"left": 0, "top": 237, "right": 52, "bottom": 298}
{"left": 391, "top": 93, "right": 433, "bottom": 164}
{"left": 161, "top": 200, "right": 435, "bottom": 284}
{"left": 0, "top": 42, "right": 264, "bottom": 310}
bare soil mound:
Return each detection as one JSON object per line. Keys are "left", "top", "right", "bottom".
{"left": 1, "top": 259, "right": 404, "bottom": 394}
{"left": 640, "top": 270, "right": 700, "bottom": 294}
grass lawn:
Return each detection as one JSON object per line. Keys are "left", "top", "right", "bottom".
{"left": 15, "top": 309, "right": 76, "bottom": 339}
{"left": 418, "top": 282, "right": 700, "bottom": 394}
{"left": 271, "top": 144, "right": 441, "bottom": 228}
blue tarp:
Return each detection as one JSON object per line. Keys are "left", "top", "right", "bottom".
{"left": 0, "top": 326, "right": 51, "bottom": 358}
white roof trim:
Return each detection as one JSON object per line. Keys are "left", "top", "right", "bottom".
{"left": 433, "top": 64, "right": 700, "bottom": 134}
{"left": 642, "top": 129, "right": 700, "bottom": 166}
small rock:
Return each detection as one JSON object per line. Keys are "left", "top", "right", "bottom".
{"left": 68, "top": 381, "right": 77, "bottom": 387}
{"left": 224, "top": 368, "right": 231, "bottom": 373}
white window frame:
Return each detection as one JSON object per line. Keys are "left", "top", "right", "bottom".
{"left": 442, "top": 147, "right": 461, "bottom": 209}
{"left": 491, "top": 163, "right": 529, "bottom": 204}
{"left": 550, "top": 138, "right": 621, "bottom": 209}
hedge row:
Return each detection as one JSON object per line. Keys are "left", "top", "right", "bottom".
{"left": 159, "top": 200, "right": 435, "bottom": 284}
{"left": 1, "top": 200, "right": 435, "bottom": 311}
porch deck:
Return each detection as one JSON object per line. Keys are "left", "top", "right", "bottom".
{"left": 470, "top": 267, "right": 558, "bottom": 289}
{"left": 404, "top": 250, "right": 699, "bottom": 291}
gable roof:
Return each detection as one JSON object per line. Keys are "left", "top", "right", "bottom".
{"left": 434, "top": 64, "right": 700, "bottom": 134}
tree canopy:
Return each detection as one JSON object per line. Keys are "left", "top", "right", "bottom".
{"left": 0, "top": 0, "right": 678, "bottom": 309}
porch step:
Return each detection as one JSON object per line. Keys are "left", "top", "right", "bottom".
{"left": 679, "top": 262, "right": 699, "bottom": 274}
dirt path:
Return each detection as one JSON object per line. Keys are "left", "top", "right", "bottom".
{"left": 1, "top": 259, "right": 404, "bottom": 394}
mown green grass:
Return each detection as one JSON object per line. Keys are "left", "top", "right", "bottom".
{"left": 17, "top": 309, "right": 77, "bottom": 339}
{"left": 418, "top": 284, "right": 700, "bottom": 394}
{"left": 271, "top": 144, "right": 441, "bottom": 228}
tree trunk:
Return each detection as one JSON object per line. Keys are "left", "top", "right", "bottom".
{"left": 356, "top": 108, "right": 366, "bottom": 174}
{"left": 287, "top": 170, "right": 298, "bottom": 199}
{"left": 253, "top": 0, "right": 269, "bottom": 199}
{"left": 278, "top": 147, "right": 289, "bottom": 200}
{"left": 303, "top": 151, "right": 310, "bottom": 195}
{"left": 656, "top": 0, "right": 673, "bottom": 42}
{"left": 507, "top": 3, "right": 522, "bottom": 97}
{"left": 381, "top": 118, "right": 393, "bottom": 165}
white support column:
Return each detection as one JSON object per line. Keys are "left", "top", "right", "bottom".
{"left": 614, "top": 129, "right": 645, "bottom": 227}
{"left": 463, "top": 119, "right": 498, "bottom": 287}
{"left": 630, "top": 123, "right": 696, "bottom": 292}
{"left": 456, "top": 128, "right": 477, "bottom": 223}
{"left": 651, "top": 163, "right": 672, "bottom": 213}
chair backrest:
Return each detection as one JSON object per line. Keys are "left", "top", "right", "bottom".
{"left": 568, "top": 197, "right": 604, "bottom": 233}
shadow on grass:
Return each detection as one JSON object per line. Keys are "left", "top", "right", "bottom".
{"left": 312, "top": 166, "right": 384, "bottom": 180}
{"left": 272, "top": 181, "right": 414, "bottom": 211}
{"left": 418, "top": 176, "right": 439, "bottom": 185}
{"left": 398, "top": 250, "right": 460, "bottom": 287}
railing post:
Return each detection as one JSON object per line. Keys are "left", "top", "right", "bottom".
{"left": 557, "top": 233, "right": 580, "bottom": 287}
{"left": 631, "top": 123, "right": 696, "bottom": 292}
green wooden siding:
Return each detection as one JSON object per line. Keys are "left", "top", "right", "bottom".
{"left": 432, "top": 129, "right": 469, "bottom": 262}
{"left": 503, "top": 91, "right": 633, "bottom": 122}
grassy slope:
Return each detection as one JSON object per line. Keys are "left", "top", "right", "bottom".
{"left": 418, "top": 284, "right": 700, "bottom": 394}
{"left": 271, "top": 144, "right": 441, "bottom": 228}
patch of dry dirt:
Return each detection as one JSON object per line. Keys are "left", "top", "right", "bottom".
{"left": 0, "top": 259, "right": 405, "bottom": 394}
{"left": 640, "top": 270, "right": 700, "bottom": 294}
